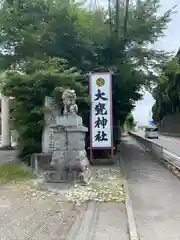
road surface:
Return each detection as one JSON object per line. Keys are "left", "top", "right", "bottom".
{"left": 121, "top": 136, "right": 180, "bottom": 240}
{"left": 135, "top": 130, "right": 180, "bottom": 156}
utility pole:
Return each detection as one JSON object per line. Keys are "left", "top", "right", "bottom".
{"left": 123, "top": 0, "right": 130, "bottom": 39}
{"left": 108, "top": 0, "right": 112, "bottom": 35}
{"left": 115, "top": 0, "right": 120, "bottom": 39}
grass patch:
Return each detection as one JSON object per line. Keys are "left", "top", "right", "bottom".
{"left": 0, "top": 163, "right": 35, "bottom": 184}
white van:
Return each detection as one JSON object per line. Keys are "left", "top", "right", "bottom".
{"left": 145, "top": 127, "right": 159, "bottom": 139}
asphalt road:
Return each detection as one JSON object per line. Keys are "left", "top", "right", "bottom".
{"left": 135, "top": 130, "right": 180, "bottom": 156}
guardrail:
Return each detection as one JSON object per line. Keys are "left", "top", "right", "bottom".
{"left": 129, "top": 132, "right": 180, "bottom": 170}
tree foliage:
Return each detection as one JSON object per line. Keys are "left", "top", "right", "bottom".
{"left": 0, "top": 59, "right": 87, "bottom": 161}
{"left": 152, "top": 55, "right": 180, "bottom": 124}
{"left": 0, "top": 0, "right": 174, "bottom": 160}
{"left": 124, "top": 112, "right": 136, "bottom": 130}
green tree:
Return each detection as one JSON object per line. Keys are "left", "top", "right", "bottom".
{"left": 0, "top": 58, "right": 87, "bottom": 162}
{"left": 124, "top": 112, "right": 136, "bottom": 130}
{"left": 152, "top": 56, "right": 180, "bottom": 124}
{"left": 0, "top": 0, "right": 174, "bottom": 159}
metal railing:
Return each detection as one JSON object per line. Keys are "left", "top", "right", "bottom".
{"left": 129, "top": 132, "right": 180, "bottom": 170}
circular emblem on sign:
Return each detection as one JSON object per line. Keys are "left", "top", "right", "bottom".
{"left": 96, "top": 77, "right": 105, "bottom": 87}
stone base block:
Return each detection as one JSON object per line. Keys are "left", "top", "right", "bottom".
{"left": 66, "top": 157, "right": 89, "bottom": 173}
{"left": 44, "top": 168, "right": 91, "bottom": 184}
{"left": 44, "top": 170, "right": 74, "bottom": 183}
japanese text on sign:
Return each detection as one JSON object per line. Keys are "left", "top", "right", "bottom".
{"left": 90, "top": 73, "right": 112, "bottom": 148}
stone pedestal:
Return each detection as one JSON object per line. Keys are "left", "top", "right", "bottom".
{"left": 1, "top": 96, "right": 11, "bottom": 148}
{"left": 42, "top": 96, "right": 58, "bottom": 153}
{"left": 44, "top": 114, "right": 91, "bottom": 184}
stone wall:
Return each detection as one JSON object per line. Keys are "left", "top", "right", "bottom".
{"left": 160, "top": 113, "right": 180, "bottom": 137}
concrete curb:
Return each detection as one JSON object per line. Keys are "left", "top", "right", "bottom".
{"left": 135, "top": 140, "right": 150, "bottom": 153}
{"left": 120, "top": 156, "right": 139, "bottom": 240}
{"left": 123, "top": 179, "right": 139, "bottom": 240}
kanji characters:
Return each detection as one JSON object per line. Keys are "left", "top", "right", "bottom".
{"left": 94, "top": 89, "right": 108, "bottom": 101}
{"left": 95, "top": 103, "right": 107, "bottom": 115}
{"left": 91, "top": 76, "right": 112, "bottom": 146}
{"left": 94, "top": 117, "right": 107, "bottom": 128}
{"left": 94, "top": 131, "right": 108, "bottom": 142}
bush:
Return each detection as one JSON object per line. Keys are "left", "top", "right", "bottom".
{"left": 0, "top": 59, "right": 87, "bottom": 163}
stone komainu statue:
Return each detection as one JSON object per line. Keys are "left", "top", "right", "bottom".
{"left": 61, "top": 88, "right": 78, "bottom": 114}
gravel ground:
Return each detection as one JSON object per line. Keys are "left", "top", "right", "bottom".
{"left": 0, "top": 164, "right": 126, "bottom": 240}
{"left": 65, "top": 166, "right": 126, "bottom": 205}
{"left": 0, "top": 183, "right": 84, "bottom": 240}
